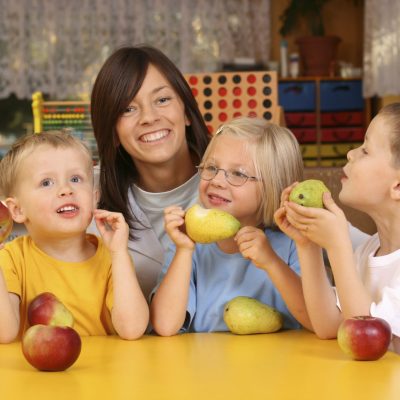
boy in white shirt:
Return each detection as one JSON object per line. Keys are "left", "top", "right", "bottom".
{"left": 276, "top": 103, "right": 400, "bottom": 353}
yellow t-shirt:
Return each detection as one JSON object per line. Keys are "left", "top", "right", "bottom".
{"left": 0, "top": 234, "right": 114, "bottom": 337}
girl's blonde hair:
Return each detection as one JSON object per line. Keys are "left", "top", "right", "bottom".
{"left": 200, "top": 117, "right": 303, "bottom": 227}
{"left": 0, "top": 130, "right": 93, "bottom": 197}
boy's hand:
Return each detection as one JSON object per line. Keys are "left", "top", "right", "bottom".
{"left": 274, "top": 184, "right": 311, "bottom": 246}
{"left": 235, "top": 226, "right": 274, "bottom": 270}
{"left": 93, "top": 209, "right": 129, "bottom": 254}
{"left": 164, "top": 206, "right": 194, "bottom": 250}
{"left": 284, "top": 192, "right": 350, "bottom": 251}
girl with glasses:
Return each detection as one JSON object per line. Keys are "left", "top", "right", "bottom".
{"left": 150, "top": 117, "right": 313, "bottom": 335}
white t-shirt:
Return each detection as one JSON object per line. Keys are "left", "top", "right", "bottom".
{"left": 354, "top": 233, "right": 400, "bottom": 338}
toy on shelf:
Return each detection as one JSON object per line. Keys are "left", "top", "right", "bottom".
{"left": 184, "top": 71, "right": 283, "bottom": 134}
{"left": 31, "top": 92, "right": 97, "bottom": 163}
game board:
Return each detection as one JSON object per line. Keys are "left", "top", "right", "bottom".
{"left": 184, "top": 71, "right": 279, "bottom": 133}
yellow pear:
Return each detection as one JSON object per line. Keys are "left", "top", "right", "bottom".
{"left": 223, "top": 296, "right": 283, "bottom": 335}
{"left": 185, "top": 204, "right": 241, "bottom": 243}
{"left": 289, "top": 179, "right": 330, "bottom": 208}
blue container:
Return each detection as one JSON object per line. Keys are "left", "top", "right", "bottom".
{"left": 279, "top": 81, "right": 316, "bottom": 111}
{"left": 320, "top": 80, "right": 364, "bottom": 111}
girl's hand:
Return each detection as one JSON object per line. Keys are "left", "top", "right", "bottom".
{"left": 164, "top": 206, "right": 194, "bottom": 250}
{"left": 235, "top": 226, "right": 274, "bottom": 270}
{"left": 274, "top": 183, "right": 311, "bottom": 246}
{"left": 93, "top": 209, "right": 129, "bottom": 253}
{"left": 284, "top": 192, "right": 349, "bottom": 251}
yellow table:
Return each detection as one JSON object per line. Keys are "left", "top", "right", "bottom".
{"left": 1, "top": 330, "right": 399, "bottom": 400}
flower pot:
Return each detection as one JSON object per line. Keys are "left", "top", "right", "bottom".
{"left": 296, "top": 36, "right": 341, "bottom": 76}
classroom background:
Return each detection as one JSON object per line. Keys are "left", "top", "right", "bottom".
{"left": 0, "top": 0, "right": 398, "bottom": 235}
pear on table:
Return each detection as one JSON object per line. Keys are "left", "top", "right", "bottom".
{"left": 185, "top": 204, "right": 241, "bottom": 243}
{"left": 289, "top": 179, "right": 330, "bottom": 208}
{"left": 224, "top": 296, "right": 283, "bottom": 335}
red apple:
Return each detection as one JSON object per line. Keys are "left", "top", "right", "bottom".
{"left": 22, "top": 324, "right": 81, "bottom": 371}
{"left": 0, "top": 201, "right": 13, "bottom": 243}
{"left": 28, "top": 292, "right": 74, "bottom": 327}
{"left": 337, "top": 316, "right": 392, "bottom": 361}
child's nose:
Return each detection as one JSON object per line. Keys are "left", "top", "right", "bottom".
{"left": 347, "top": 147, "right": 355, "bottom": 161}
{"left": 58, "top": 183, "right": 73, "bottom": 197}
{"left": 211, "top": 169, "right": 226, "bottom": 186}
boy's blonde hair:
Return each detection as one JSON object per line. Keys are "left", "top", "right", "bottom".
{"left": 0, "top": 130, "right": 93, "bottom": 197}
{"left": 377, "top": 102, "right": 400, "bottom": 168}
{"left": 201, "top": 117, "right": 303, "bottom": 227}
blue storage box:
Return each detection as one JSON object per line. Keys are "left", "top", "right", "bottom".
{"left": 279, "top": 82, "right": 316, "bottom": 111}
{"left": 320, "top": 80, "right": 364, "bottom": 111}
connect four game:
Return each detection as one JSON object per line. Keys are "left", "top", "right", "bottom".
{"left": 184, "top": 71, "right": 279, "bottom": 134}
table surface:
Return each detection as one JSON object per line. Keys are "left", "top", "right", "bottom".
{"left": 1, "top": 330, "right": 399, "bottom": 400}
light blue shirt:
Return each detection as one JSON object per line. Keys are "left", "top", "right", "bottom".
{"left": 157, "top": 228, "right": 302, "bottom": 333}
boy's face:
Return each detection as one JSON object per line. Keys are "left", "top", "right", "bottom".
{"left": 8, "top": 145, "right": 96, "bottom": 239}
{"left": 340, "top": 115, "right": 400, "bottom": 211}
{"left": 198, "top": 134, "right": 261, "bottom": 227}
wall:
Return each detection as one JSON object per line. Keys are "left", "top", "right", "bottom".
{"left": 270, "top": 0, "right": 364, "bottom": 70}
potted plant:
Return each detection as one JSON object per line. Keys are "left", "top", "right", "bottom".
{"left": 279, "top": 0, "right": 341, "bottom": 77}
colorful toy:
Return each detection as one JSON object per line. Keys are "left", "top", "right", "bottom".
{"left": 184, "top": 71, "right": 281, "bottom": 134}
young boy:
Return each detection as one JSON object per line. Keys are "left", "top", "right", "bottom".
{"left": 275, "top": 103, "right": 400, "bottom": 353}
{"left": 0, "top": 131, "right": 149, "bottom": 343}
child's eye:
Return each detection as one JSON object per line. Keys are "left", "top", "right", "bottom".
{"left": 204, "top": 165, "right": 218, "bottom": 173}
{"left": 40, "top": 178, "right": 53, "bottom": 187}
{"left": 230, "top": 169, "right": 248, "bottom": 179}
{"left": 71, "top": 175, "right": 82, "bottom": 183}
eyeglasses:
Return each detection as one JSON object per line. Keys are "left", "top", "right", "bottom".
{"left": 196, "top": 165, "right": 260, "bottom": 187}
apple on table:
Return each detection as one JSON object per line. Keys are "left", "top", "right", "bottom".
{"left": 22, "top": 324, "right": 82, "bottom": 371}
{"left": 22, "top": 292, "right": 81, "bottom": 371}
{"left": 337, "top": 316, "right": 392, "bottom": 361}
{"left": 28, "top": 292, "right": 74, "bottom": 327}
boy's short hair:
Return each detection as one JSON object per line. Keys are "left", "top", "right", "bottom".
{"left": 0, "top": 130, "right": 93, "bottom": 197}
{"left": 200, "top": 117, "right": 304, "bottom": 227}
{"left": 378, "top": 102, "right": 400, "bottom": 168}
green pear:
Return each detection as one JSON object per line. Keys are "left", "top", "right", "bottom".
{"left": 289, "top": 179, "right": 330, "bottom": 208}
{"left": 185, "top": 204, "right": 241, "bottom": 243}
{"left": 223, "top": 296, "right": 283, "bottom": 335}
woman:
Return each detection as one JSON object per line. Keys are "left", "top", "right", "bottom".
{"left": 90, "top": 45, "right": 210, "bottom": 299}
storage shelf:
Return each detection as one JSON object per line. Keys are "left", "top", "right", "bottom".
{"left": 279, "top": 78, "right": 368, "bottom": 167}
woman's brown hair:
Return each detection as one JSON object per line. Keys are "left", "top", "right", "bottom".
{"left": 91, "top": 45, "right": 210, "bottom": 239}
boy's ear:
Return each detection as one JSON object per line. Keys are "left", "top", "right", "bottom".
{"left": 5, "top": 197, "right": 27, "bottom": 223}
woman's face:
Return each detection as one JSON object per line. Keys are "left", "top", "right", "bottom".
{"left": 116, "top": 64, "right": 190, "bottom": 168}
